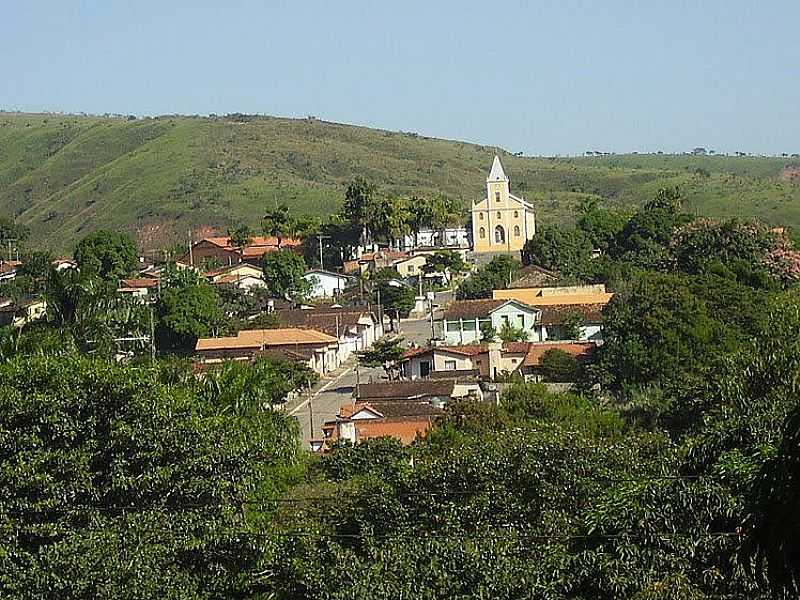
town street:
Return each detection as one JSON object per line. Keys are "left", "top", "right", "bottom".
{"left": 284, "top": 313, "right": 438, "bottom": 446}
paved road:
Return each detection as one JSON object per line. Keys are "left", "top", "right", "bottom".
{"left": 285, "top": 359, "right": 385, "bottom": 445}
{"left": 284, "top": 292, "right": 452, "bottom": 448}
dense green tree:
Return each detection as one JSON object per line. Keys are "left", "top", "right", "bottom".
{"left": 261, "top": 203, "right": 295, "bottom": 248}
{"left": 576, "top": 200, "right": 628, "bottom": 252}
{"left": 226, "top": 223, "right": 253, "bottom": 249}
{"left": 0, "top": 355, "right": 301, "bottom": 599}
{"left": 596, "top": 272, "right": 730, "bottom": 393}
{"left": 422, "top": 249, "right": 468, "bottom": 284}
{"left": 156, "top": 281, "right": 223, "bottom": 351}
{"left": 376, "top": 281, "right": 415, "bottom": 327}
{"left": 357, "top": 336, "right": 406, "bottom": 380}
{"left": 0, "top": 215, "right": 29, "bottom": 244}
{"left": 342, "top": 177, "right": 378, "bottom": 243}
{"left": 74, "top": 229, "right": 138, "bottom": 281}
{"left": 498, "top": 321, "right": 528, "bottom": 342}
{"left": 538, "top": 348, "right": 581, "bottom": 382}
{"left": 522, "top": 224, "right": 593, "bottom": 277}
{"left": 456, "top": 255, "right": 520, "bottom": 300}
{"left": 262, "top": 250, "right": 311, "bottom": 300}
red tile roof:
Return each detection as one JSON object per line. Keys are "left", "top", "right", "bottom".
{"left": 120, "top": 278, "right": 159, "bottom": 288}
{"left": 354, "top": 417, "right": 436, "bottom": 444}
{"left": 522, "top": 342, "right": 597, "bottom": 367}
{"left": 441, "top": 299, "right": 506, "bottom": 320}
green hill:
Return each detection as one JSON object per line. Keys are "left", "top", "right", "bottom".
{"left": 2, "top": 111, "right": 799, "bottom": 251}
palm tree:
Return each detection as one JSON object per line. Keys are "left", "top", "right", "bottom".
{"left": 261, "top": 203, "right": 294, "bottom": 249}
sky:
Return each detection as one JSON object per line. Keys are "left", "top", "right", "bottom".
{"left": 2, "top": 0, "right": 799, "bottom": 156}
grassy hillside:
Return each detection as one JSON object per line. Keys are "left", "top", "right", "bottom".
{"left": 1, "top": 112, "right": 799, "bottom": 251}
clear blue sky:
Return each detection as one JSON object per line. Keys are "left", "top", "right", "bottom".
{"left": 2, "top": 0, "right": 798, "bottom": 155}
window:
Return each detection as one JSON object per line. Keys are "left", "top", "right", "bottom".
{"left": 514, "top": 225, "right": 521, "bottom": 236}
{"left": 494, "top": 225, "right": 505, "bottom": 244}
{"left": 408, "top": 265, "right": 415, "bottom": 274}
{"left": 496, "top": 211, "right": 502, "bottom": 219}
{"left": 462, "top": 320, "right": 476, "bottom": 331}
{"left": 517, "top": 314, "right": 525, "bottom": 327}
{"left": 495, "top": 191, "right": 501, "bottom": 202}
{"left": 446, "top": 320, "right": 461, "bottom": 331}
{"left": 444, "top": 360, "right": 457, "bottom": 371}
{"left": 514, "top": 210, "right": 519, "bottom": 218}
{"left": 479, "top": 212, "right": 484, "bottom": 220}
{"left": 479, "top": 227, "right": 486, "bottom": 239}
{"left": 502, "top": 315, "right": 510, "bottom": 326}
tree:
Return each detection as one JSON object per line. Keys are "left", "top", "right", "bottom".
{"left": 539, "top": 349, "right": 581, "bottom": 382}
{"left": 262, "top": 250, "right": 310, "bottom": 300}
{"left": 480, "top": 321, "right": 497, "bottom": 342}
{"left": 596, "top": 272, "right": 726, "bottom": 392}
{"left": 456, "top": 255, "right": 520, "bottom": 300}
{"left": 202, "top": 357, "right": 317, "bottom": 413}
{"left": 498, "top": 321, "right": 528, "bottom": 342}
{"left": 358, "top": 336, "right": 406, "bottom": 380}
{"left": 342, "top": 177, "right": 378, "bottom": 244}
{"left": 156, "top": 281, "right": 223, "bottom": 351}
{"left": 261, "top": 203, "right": 295, "bottom": 249}
{"left": 522, "top": 225, "right": 593, "bottom": 277}
{"left": 576, "top": 200, "right": 628, "bottom": 252}
{"left": 422, "top": 250, "right": 468, "bottom": 285}
{"left": 372, "top": 196, "right": 411, "bottom": 245}
{"left": 226, "top": 223, "right": 253, "bottom": 249}
{"left": 0, "top": 355, "right": 301, "bottom": 598}
{"left": 0, "top": 216, "right": 29, "bottom": 244}
{"left": 74, "top": 229, "right": 138, "bottom": 281}
{"left": 13, "top": 250, "right": 54, "bottom": 295}
{"left": 376, "top": 281, "right": 415, "bottom": 330}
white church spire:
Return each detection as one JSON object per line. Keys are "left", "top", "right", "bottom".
{"left": 487, "top": 155, "right": 508, "bottom": 182}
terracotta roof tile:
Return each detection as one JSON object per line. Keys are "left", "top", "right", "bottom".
{"left": 441, "top": 299, "right": 505, "bottom": 320}
{"left": 522, "top": 342, "right": 597, "bottom": 367}
{"left": 196, "top": 328, "right": 336, "bottom": 351}
{"left": 354, "top": 417, "right": 435, "bottom": 444}
{"left": 357, "top": 380, "right": 455, "bottom": 401}
{"left": 538, "top": 304, "right": 606, "bottom": 325}
{"left": 119, "top": 278, "right": 159, "bottom": 288}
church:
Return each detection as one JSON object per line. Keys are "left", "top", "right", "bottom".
{"left": 471, "top": 156, "right": 536, "bottom": 254}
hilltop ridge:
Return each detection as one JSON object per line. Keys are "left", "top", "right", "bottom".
{"left": 1, "top": 111, "right": 799, "bottom": 250}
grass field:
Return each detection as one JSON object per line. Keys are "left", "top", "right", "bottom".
{"left": 1, "top": 112, "right": 799, "bottom": 251}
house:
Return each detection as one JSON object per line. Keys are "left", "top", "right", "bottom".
{"left": 517, "top": 341, "right": 597, "bottom": 381}
{"left": 314, "top": 399, "right": 444, "bottom": 451}
{"left": 0, "top": 260, "right": 22, "bottom": 283}
{"left": 439, "top": 299, "right": 544, "bottom": 344}
{"left": 205, "top": 263, "right": 266, "bottom": 290}
{"left": 0, "top": 296, "right": 47, "bottom": 328}
{"left": 401, "top": 341, "right": 598, "bottom": 382}
{"left": 348, "top": 250, "right": 412, "bottom": 275}
{"left": 194, "top": 328, "right": 339, "bottom": 375}
{"left": 509, "top": 265, "right": 559, "bottom": 288}
{"left": 179, "top": 235, "right": 302, "bottom": 267}
{"left": 118, "top": 278, "right": 159, "bottom": 299}
{"left": 303, "top": 269, "right": 355, "bottom": 298}
{"left": 272, "top": 307, "right": 383, "bottom": 364}
{"left": 492, "top": 285, "right": 612, "bottom": 341}
{"left": 356, "top": 378, "right": 483, "bottom": 404}
{"left": 471, "top": 156, "right": 536, "bottom": 254}
{"left": 392, "top": 254, "right": 428, "bottom": 279}
{"left": 401, "top": 227, "right": 471, "bottom": 250}
{"left": 51, "top": 258, "right": 79, "bottom": 272}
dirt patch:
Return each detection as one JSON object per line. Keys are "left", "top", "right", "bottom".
{"left": 779, "top": 166, "right": 800, "bottom": 184}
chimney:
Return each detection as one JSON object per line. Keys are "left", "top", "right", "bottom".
{"left": 487, "top": 342, "right": 503, "bottom": 381}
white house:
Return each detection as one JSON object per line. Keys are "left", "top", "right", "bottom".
{"left": 439, "top": 299, "right": 544, "bottom": 345}
{"left": 402, "top": 227, "right": 471, "bottom": 250}
{"left": 303, "top": 269, "right": 354, "bottom": 298}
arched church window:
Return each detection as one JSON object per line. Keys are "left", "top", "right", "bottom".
{"left": 494, "top": 225, "right": 505, "bottom": 244}
{"left": 514, "top": 225, "right": 521, "bottom": 236}
{"left": 514, "top": 210, "right": 519, "bottom": 218}
{"left": 479, "top": 227, "right": 486, "bottom": 239}
{"left": 496, "top": 211, "right": 501, "bottom": 219}
{"left": 479, "top": 212, "right": 484, "bottom": 220}
{"left": 495, "top": 191, "right": 501, "bottom": 202}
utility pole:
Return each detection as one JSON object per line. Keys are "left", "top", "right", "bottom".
{"left": 317, "top": 234, "right": 330, "bottom": 270}
{"left": 307, "top": 376, "right": 314, "bottom": 438}
{"left": 188, "top": 230, "right": 194, "bottom": 266}
{"left": 149, "top": 305, "right": 156, "bottom": 364}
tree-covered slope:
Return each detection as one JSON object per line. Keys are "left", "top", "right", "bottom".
{"left": 1, "top": 112, "right": 799, "bottom": 251}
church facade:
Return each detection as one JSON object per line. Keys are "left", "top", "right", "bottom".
{"left": 471, "top": 156, "right": 536, "bottom": 254}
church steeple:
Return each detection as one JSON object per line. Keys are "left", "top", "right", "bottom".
{"left": 487, "top": 155, "right": 508, "bottom": 182}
